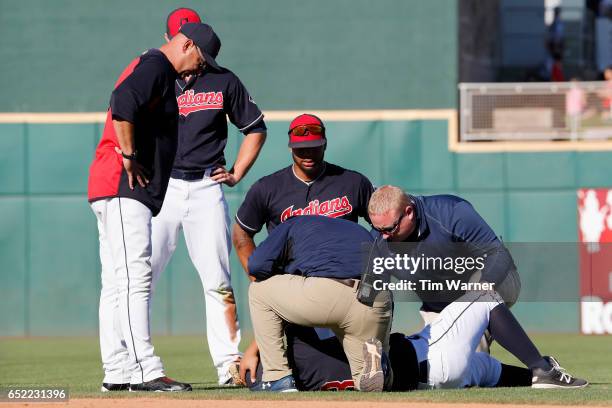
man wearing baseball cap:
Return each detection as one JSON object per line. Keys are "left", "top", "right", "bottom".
{"left": 179, "top": 23, "right": 222, "bottom": 71}
{"left": 234, "top": 113, "right": 373, "bottom": 240}
{"left": 233, "top": 114, "right": 375, "bottom": 390}
{"left": 149, "top": 9, "right": 267, "bottom": 386}
{"left": 88, "top": 18, "right": 213, "bottom": 393}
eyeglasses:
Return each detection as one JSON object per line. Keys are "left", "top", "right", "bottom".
{"left": 372, "top": 212, "right": 405, "bottom": 235}
{"left": 289, "top": 124, "right": 324, "bottom": 136}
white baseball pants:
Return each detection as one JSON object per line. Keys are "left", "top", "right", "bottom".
{"left": 411, "top": 291, "right": 504, "bottom": 389}
{"left": 151, "top": 176, "right": 241, "bottom": 384}
{"left": 92, "top": 197, "right": 165, "bottom": 385}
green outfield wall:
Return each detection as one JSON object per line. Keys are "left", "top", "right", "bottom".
{"left": 1, "top": 0, "right": 604, "bottom": 339}
{"left": 1, "top": 118, "right": 610, "bottom": 337}
{"left": 0, "top": 0, "right": 456, "bottom": 112}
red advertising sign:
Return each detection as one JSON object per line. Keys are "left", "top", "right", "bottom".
{"left": 578, "top": 189, "right": 612, "bottom": 334}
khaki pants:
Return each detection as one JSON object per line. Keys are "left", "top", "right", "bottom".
{"left": 249, "top": 275, "right": 392, "bottom": 388}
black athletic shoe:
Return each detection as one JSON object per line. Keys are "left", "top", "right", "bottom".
{"left": 101, "top": 383, "right": 129, "bottom": 392}
{"left": 532, "top": 356, "right": 588, "bottom": 389}
{"left": 129, "top": 376, "right": 192, "bottom": 392}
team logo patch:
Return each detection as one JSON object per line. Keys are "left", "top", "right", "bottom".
{"left": 280, "top": 196, "right": 353, "bottom": 222}
{"left": 320, "top": 380, "right": 355, "bottom": 391}
{"left": 177, "top": 90, "right": 224, "bottom": 116}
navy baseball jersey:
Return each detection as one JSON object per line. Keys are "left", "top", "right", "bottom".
{"left": 248, "top": 329, "right": 420, "bottom": 391}
{"left": 287, "top": 325, "right": 355, "bottom": 391}
{"left": 174, "top": 66, "right": 266, "bottom": 171}
{"left": 246, "top": 326, "right": 356, "bottom": 391}
{"left": 235, "top": 163, "right": 374, "bottom": 233}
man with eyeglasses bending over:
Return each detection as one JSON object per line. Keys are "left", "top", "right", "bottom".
{"left": 233, "top": 113, "right": 375, "bottom": 390}
{"left": 366, "top": 185, "right": 587, "bottom": 390}
{"left": 367, "top": 185, "right": 522, "bottom": 353}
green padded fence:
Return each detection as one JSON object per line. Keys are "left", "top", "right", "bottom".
{"left": 1, "top": 118, "right": 611, "bottom": 337}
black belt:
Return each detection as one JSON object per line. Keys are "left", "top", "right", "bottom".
{"left": 418, "top": 360, "right": 428, "bottom": 383}
{"left": 328, "top": 278, "right": 360, "bottom": 288}
{"left": 171, "top": 168, "right": 212, "bottom": 181}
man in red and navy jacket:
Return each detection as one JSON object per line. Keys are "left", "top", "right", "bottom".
{"left": 87, "top": 23, "right": 220, "bottom": 393}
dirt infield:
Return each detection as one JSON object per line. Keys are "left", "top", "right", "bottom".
{"left": 1, "top": 399, "right": 592, "bottom": 408}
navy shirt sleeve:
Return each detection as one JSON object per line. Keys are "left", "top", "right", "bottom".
{"left": 111, "top": 53, "right": 170, "bottom": 123}
{"left": 248, "top": 221, "right": 293, "bottom": 280}
{"left": 235, "top": 180, "right": 268, "bottom": 234}
{"left": 450, "top": 201, "right": 499, "bottom": 244}
{"left": 225, "top": 74, "right": 265, "bottom": 135}
{"left": 243, "top": 120, "right": 267, "bottom": 135}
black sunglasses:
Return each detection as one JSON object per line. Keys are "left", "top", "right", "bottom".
{"left": 372, "top": 212, "right": 405, "bottom": 234}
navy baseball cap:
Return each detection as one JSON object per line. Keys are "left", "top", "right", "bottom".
{"left": 166, "top": 8, "right": 202, "bottom": 38}
{"left": 180, "top": 23, "right": 221, "bottom": 71}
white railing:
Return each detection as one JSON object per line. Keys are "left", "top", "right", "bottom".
{"left": 459, "top": 81, "right": 612, "bottom": 142}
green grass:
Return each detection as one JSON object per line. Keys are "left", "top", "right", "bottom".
{"left": 0, "top": 334, "right": 610, "bottom": 405}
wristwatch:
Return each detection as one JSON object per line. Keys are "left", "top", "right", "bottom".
{"left": 121, "top": 150, "right": 138, "bottom": 161}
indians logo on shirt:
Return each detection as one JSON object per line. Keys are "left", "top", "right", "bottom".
{"left": 280, "top": 196, "right": 353, "bottom": 222}
{"left": 177, "top": 90, "right": 224, "bottom": 117}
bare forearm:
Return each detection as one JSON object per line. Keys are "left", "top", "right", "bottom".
{"left": 112, "top": 119, "right": 149, "bottom": 189}
{"left": 231, "top": 132, "right": 266, "bottom": 181}
{"left": 112, "top": 120, "right": 136, "bottom": 154}
{"left": 232, "top": 223, "right": 256, "bottom": 279}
